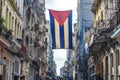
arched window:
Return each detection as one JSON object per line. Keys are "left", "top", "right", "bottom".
{"left": 116, "top": 49, "right": 120, "bottom": 75}
{"left": 110, "top": 53, "right": 114, "bottom": 68}
{"left": 105, "top": 56, "right": 109, "bottom": 80}
{"left": 116, "top": 50, "right": 120, "bottom": 66}
{"left": 110, "top": 53, "right": 114, "bottom": 80}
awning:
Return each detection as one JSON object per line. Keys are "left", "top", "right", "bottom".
{"left": 0, "top": 61, "right": 4, "bottom": 65}
{"left": 111, "top": 24, "right": 120, "bottom": 38}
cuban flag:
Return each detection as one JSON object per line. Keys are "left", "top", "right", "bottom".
{"left": 49, "top": 10, "right": 72, "bottom": 49}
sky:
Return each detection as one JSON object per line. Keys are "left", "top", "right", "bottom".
{"left": 45, "top": 0, "right": 77, "bottom": 23}
{"left": 53, "top": 49, "right": 67, "bottom": 75}
{"left": 45, "top": 0, "right": 77, "bottom": 75}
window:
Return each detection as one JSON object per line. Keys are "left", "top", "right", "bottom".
{"left": 5, "top": 60, "right": 9, "bottom": 80}
{"left": 116, "top": 50, "right": 120, "bottom": 66}
{"left": 101, "top": 11, "right": 103, "bottom": 21}
{"left": 12, "top": 17, "right": 14, "bottom": 30}
{"left": 9, "top": 13, "right": 11, "bottom": 29}
{"left": 14, "top": 61, "right": 19, "bottom": 73}
{"left": 110, "top": 53, "right": 114, "bottom": 76}
{"left": 110, "top": 54, "right": 114, "bottom": 67}
{"left": 6, "top": 8, "right": 8, "bottom": 27}
{"left": 118, "top": 50, "right": 120, "bottom": 65}
{"left": 17, "top": 23, "right": 19, "bottom": 37}
{"left": 0, "top": 0, "right": 2, "bottom": 15}
{"left": 105, "top": 0, "right": 108, "bottom": 9}
{"left": 116, "top": 50, "right": 119, "bottom": 74}
{"left": 105, "top": 56, "right": 108, "bottom": 80}
{"left": 22, "top": 29, "right": 24, "bottom": 38}
{"left": 14, "top": 19, "right": 17, "bottom": 37}
{"left": 21, "top": 61, "right": 24, "bottom": 75}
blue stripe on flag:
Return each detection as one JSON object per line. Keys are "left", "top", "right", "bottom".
{"left": 49, "top": 11, "right": 56, "bottom": 49}
{"left": 60, "top": 25, "right": 65, "bottom": 48}
{"left": 68, "top": 12, "right": 72, "bottom": 49}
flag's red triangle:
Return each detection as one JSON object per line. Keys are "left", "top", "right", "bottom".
{"left": 50, "top": 10, "right": 71, "bottom": 26}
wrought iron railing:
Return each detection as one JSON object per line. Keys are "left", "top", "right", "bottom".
{"left": 0, "top": 24, "right": 13, "bottom": 42}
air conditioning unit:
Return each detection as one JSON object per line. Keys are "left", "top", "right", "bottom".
{"left": 118, "top": 65, "right": 120, "bottom": 75}
{"left": 112, "top": 67, "right": 114, "bottom": 75}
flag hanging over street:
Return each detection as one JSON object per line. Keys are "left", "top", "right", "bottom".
{"left": 49, "top": 10, "right": 72, "bottom": 49}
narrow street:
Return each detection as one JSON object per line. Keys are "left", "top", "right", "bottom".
{"left": 0, "top": 0, "right": 120, "bottom": 80}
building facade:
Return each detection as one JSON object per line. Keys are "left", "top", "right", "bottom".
{"left": 0, "top": 0, "right": 46, "bottom": 80}
{"left": 90, "top": 0, "right": 120, "bottom": 80}
{"left": 77, "top": 0, "right": 94, "bottom": 80}
{"left": 23, "top": 0, "right": 47, "bottom": 80}
{"left": 0, "top": 0, "right": 24, "bottom": 80}
{"left": 46, "top": 21, "right": 57, "bottom": 78}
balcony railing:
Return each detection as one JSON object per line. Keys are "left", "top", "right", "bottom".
{"left": 0, "top": 24, "right": 13, "bottom": 42}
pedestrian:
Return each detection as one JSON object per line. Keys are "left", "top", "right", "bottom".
{"left": 39, "top": 76, "right": 43, "bottom": 80}
{"left": 46, "top": 76, "right": 49, "bottom": 80}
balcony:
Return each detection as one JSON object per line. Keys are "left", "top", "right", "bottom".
{"left": 110, "top": 12, "right": 120, "bottom": 42}
{"left": 20, "top": 43, "right": 27, "bottom": 55}
{"left": 0, "top": 24, "right": 12, "bottom": 47}
{"left": 91, "top": 22, "right": 114, "bottom": 55}
{"left": 0, "top": 35, "right": 10, "bottom": 48}
{"left": 32, "top": 58, "right": 41, "bottom": 66}
{"left": 0, "top": 24, "right": 14, "bottom": 41}
{"left": 5, "top": 37, "right": 27, "bottom": 58}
